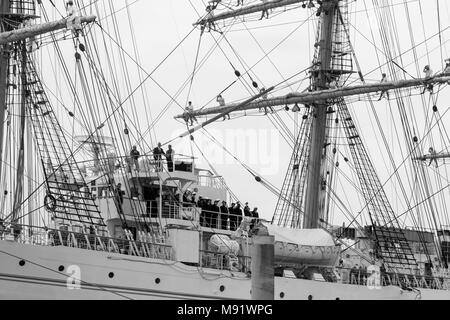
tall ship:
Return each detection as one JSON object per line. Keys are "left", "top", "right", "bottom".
{"left": 0, "top": 0, "right": 450, "bottom": 300}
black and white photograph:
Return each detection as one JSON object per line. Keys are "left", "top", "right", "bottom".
{"left": 0, "top": 0, "right": 450, "bottom": 305}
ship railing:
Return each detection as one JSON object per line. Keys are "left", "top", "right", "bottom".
{"left": 0, "top": 223, "right": 172, "bottom": 260}
{"left": 335, "top": 266, "right": 450, "bottom": 290}
{"left": 200, "top": 249, "right": 251, "bottom": 273}
{"left": 125, "top": 200, "right": 200, "bottom": 221}
{"left": 117, "top": 154, "right": 195, "bottom": 174}
{"left": 197, "top": 175, "right": 227, "bottom": 189}
{"left": 136, "top": 200, "right": 248, "bottom": 232}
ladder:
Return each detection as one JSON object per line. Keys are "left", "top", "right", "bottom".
{"left": 23, "top": 56, "right": 106, "bottom": 228}
{"left": 272, "top": 109, "right": 313, "bottom": 228}
{"left": 337, "top": 100, "right": 418, "bottom": 272}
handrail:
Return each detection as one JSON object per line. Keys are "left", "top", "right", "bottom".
{"left": 0, "top": 222, "right": 172, "bottom": 260}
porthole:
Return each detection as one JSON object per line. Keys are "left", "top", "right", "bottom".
{"left": 219, "top": 285, "right": 225, "bottom": 292}
{"left": 307, "top": 294, "right": 313, "bottom": 300}
{"left": 19, "top": 260, "right": 25, "bottom": 267}
{"left": 58, "top": 265, "right": 65, "bottom": 272}
{"left": 108, "top": 272, "right": 114, "bottom": 278}
{"left": 155, "top": 278, "right": 161, "bottom": 284}
{"left": 280, "top": 292, "right": 285, "bottom": 299}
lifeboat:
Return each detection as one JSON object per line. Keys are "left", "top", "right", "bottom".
{"left": 264, "top": 223, "right": 341, "bottom": 266}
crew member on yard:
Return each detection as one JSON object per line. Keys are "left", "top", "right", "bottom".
{"left": 378, "top": 73, "right": 389, "bottom": 101}
{"left": 443, "top": 59, "right": 450, "bottom": 84}
{"left": 429, "top": 147, "right": 439, "bottom": 168}
{"left": 260, "top": 0, "right": 270, "bottom": 20}
{"left": 217, "top": 95, "right": 230, "bottom": 121}
{"left": 205, "top": 6, "right": 217, "bottom": 32}
{"left": 185, "top": 101, "right": 198, "bottom": 126}
{"left": 209, "top": 0, "right": 221, "bottom": 10}
{"left": 444, "top": 59, "right": 450, "bottom": 74}
{"left": 259, "top": 88, "right": 273, "bottom": 115}
{"left": 422, "top": 65, "right": 434, "bottom": 94}
{"left": 66, "top": 0, "right": 82, "bottom": 36}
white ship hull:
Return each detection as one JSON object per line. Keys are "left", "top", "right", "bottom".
{"left": 1, "top": 240, "right": 449, "bottom": 300}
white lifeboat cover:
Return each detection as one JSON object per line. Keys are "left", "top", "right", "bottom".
{"left": 264, "top": 222, "right": 336, "bottom": 247}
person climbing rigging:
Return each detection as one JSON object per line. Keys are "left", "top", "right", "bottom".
{"left": 378, "top": 73, "right": 390, "bottom": 101}
{"left": 65, "top": 0, "right": 82, "bottom": 37}
{"left": 422, "top": 65, "right": 434, "bottom": 94}
{"left": 115, "top": 183, "right": 124, "bottom": 205}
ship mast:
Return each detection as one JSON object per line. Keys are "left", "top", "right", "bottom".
{"left": 0, "top": 0, "right": 12, "bottom": 182}
{"left": 302, "top": 0, "right": 337, "bottom": 229}
{"left": 177, "top": 0, "right": 450, "bottom": 228}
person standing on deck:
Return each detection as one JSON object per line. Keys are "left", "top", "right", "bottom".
{"left": 378, "top": 73, "right": 390, "bottom": 101}
{"left": 220, "top": 201, "right": 229, "bottom": 230}
{"left": 244, "top": 202, "right": 251, "bottom": 217}
{"left": 129, "top": 146, "right": 140, "bottom": 172}
{"left": 228, "top": 202, "right": 236, "bottom": 230}
{"left": 153, "top": 143, "right": 165, "bottom": 172}
{"left": 249, "top": 207, "right": 260, "bottom": 232}
{"left": 235, "top": 202, "right": 243, "bottom": 228}
{"left": 210, "top": 200, "right": 221, "bottom": 229}
{"left": 165, "top": 145, "right": 175, "bottom": 172}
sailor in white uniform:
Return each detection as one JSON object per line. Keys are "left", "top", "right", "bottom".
{"left": 66, "top": 0, "right": 82, "bottom": 36}
{"left": 422, "top": 65, "right": 434, "bottom": 94}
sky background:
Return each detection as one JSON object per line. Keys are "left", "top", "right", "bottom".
{"left": 37, "top": 0, "right": 450, "bottom": 228}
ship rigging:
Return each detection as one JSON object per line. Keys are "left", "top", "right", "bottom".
{"left": 0, "top": 0, "right": 449, "bottom": 299}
